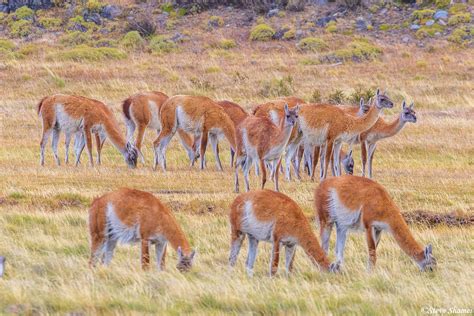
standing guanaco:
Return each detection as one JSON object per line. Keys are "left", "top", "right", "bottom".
{"left": 122, "top": 91, "right": 197, "bottom": 165}
{"left": 89, "top": 188, "right": 196, "bottom": 271}
{"left": 315, "top": 175, "right": 437, "bottom": 271}
{"left": 229, "top": 190, "right": 339, "bottom": 276}
{"left": 234, "top": 104, "right": 299, "bottom": 193}
{"left": 359, "top": 101, "right": 417, "bottom": 178}
{"left": 153, "top": 95, "right": 236, "bottom": 171}
{"left": 299, "top": 90, "right": 393, "bottom": 180}
{"left": 38, "top": 94, "right": 138, "bottom": 168}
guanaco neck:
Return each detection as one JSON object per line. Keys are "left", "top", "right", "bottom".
{"left": 296, "top": 228, "right": 331, "bottom": 270}
{"left": 386, "top": 208, "right": 425, "bottom": 262}
{"left": 102, "top": 113, "right": 128, "bottom": 153}
{"left": 164, "top": 224, "right": 192, "bottom": 255}
{"left": 350, "top": 102, "right": 382, "bottom": 134}
{"left": 379, "top": 114, "right": 406, "bottom": 138}
{"left": 219, "top": 114, "right": 237, "bottom": 151}
{"left": 272, "top": 117, "right": 294, "bottom": 150}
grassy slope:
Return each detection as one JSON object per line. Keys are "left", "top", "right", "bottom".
{"left": 0, "top": 14, "right": 473, "bottom": 314}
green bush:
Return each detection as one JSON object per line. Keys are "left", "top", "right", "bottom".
{"left": 328, "top": 89, "right": 346, "bottom": 104}
{"left": 120, "top": 31, "right": 145, "bottom": 50}
{"left": 282, "top": 29, "right": 295, "bottom": 40}
{"left": 218, "top": 39, "right": 236, "bottom": 49}
{"left": 208, "top": 15, "right": 224, "bottom": 27}
{"left": 50, "top": 46, "right": 127, "bottom": 61}
{"left": 435, "top": 0, "right": 450, "bottom": 9}
{"left": 411, "top": 9, "right": 435, "bottom": 21}
{"left": 449, "top": 3, "right": 467, "bottom": 15}
{"left": 60, "top": 31, "right": 92, "bottom": 46}
{"left": 310, "top": 89, "right": 322, "bottom": 102}
{"left": 149, "top": 35, "right": 177, "bottom": 54}
{"left": 38, "top": 17, "right": 62, "bottom": 30}
{"left": 259, "top": 76, "right": 294, "bottom": 97}
{"left": 349, "top": 87, "right": 375, "bottom": 105}
{"left": 379, "top": 24, "right": 392, "bottom": 31}
{"left": 415, "top": 24, "right": 444, "bottom": 38}
{"left": 448, "top": 26, "right": 472, "bottom": 45}
{"left": 10, "top": 20, "right": 34, "bottom": 38}
{"left": 161, "top": 3, "right": 174, "bottom": 13}
{"left": 67, "top": 15, "right": 97, "bottom": 32}
{"left": 0, "top": 38, "right": 15, "bottom": 50}
{"left": 325, "top": 20, "right": 337, "bottom": 33}
{"left": 297, "top": 37, "right": 328, "bottom": 52}
{"left": 448, "top": 13, "right": 471, "bottom": 26}
{"left": 18, "top": 43, "right": 40, "bottom": 55}
{"left": 326, "top": 38, "right": 382, "bottom": 62}
{"left": 86, "top": 0, "right": 104, "bottom": 13}
{"left": 249, "top": 24, "right": 275, "bottom": 41}
{"left": 15, "top": 6, "right": 34, "bottom": 20}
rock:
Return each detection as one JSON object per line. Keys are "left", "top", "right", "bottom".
{"left": 101, "top": 4, "right": 122, "bottom": 20}
{"left": 438, "top": 19, "right": 447, "bottom": 26}
{"left": 0, "top": 4, "right": 8, "bottom": 12}
{"left": 315, "top": 16, "right": 335, "bottom": 27}
{"left": 295, "top": 29, "right": 304, "bottom": 39}
{"left": 380, "top": 8, "right": 388, "bottom": 15}
{"left": 434, "top": 10, "right": 448, "bottom": 20}
{"left": 70, "top": 23, "right": 87, "bottom": 32}
{"left": 435, "top": 32, "right": 441, "bottom": 36}
{"left": 266, "top": 8, "right": 279, "bottom": 18}
{"left": 402, "top": 35, "right": 411, "bottom": 43}
{"left": 410, "top": 24, "right": 420, "bottom": 30}
{"left": 425, "top": 19, "right": 435, "bottom": 26}
{"left": 84, "top": 12, "right": 102, "bottom": 25}
{"left": 273, "top": 27, "right": 290, "bottom": 40}
{"left": 6, "top": 0, "right": 52, "bottom": 11}
{"left": 355, "top": 16, "right": 367, "bottom": 31}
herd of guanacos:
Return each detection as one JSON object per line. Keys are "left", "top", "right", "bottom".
{"left": 0, "top": 88, "right": 436, "bottom": 278}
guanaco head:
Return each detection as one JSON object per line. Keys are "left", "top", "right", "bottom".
{"left": 125, "top": 142, "right": 138, "bottom": 168}
{"left": 342, "top": 150, "right": 354, "bottom": 175}
{"left": 283, "top": 104, "right": 300, "bottom": 127}
{"left": 418, "top": 244, "right": 436, "bottom": 272}
{"left": 401, "top": 101, "right": 417, "bottom": 123}
{"left": 0, "top": 256, "right": 5, "bottom": 277}
{"left": 176, "top": 247, "right": 196, "bottom": 272}
{"left": 358, "top": 98, "right": 371, "bottom": 115}
{"left": 374, "top": 89, "right": 394, "bottom": 109}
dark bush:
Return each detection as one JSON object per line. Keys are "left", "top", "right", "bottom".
{"left": 127, "top": 14, "right": 156, "bottom": 38}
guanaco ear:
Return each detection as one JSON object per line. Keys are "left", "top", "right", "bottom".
{"left": 402, "top": 100, "right": 407, "bottom": 109}
{"left": 347, "top": 149, "right": 353, "bottom": 158}
{"left": 376, "top": 88, "right": 380, "bottom": 96}
{"left": 294, "top": 104, "right": 300, "bottom": 114}
{"left": 190, "top": 249, "right": 196, "bottom": 261}
{"left": 424, "top": 244, "right": 433, "bottom": 257}
{"left": 409, "top": 102, "right": 414, "bottom": 109}
{"left": 360, "top": 98, "right": 364, "bottom": 108}
{"left": 284, "top": 103, "right": 289, "bottom": 114}
{"left": 177, "top": 246, "right": 183, "bottom": 259}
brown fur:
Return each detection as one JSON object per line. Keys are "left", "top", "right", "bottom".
{"left": 315, "top": 176, "right": 432, "bottom": 269}
{"left": 229, "top": 190, "right": 333, "bottom": 275}
{"left": 89, "top": 188, "right": 194, "bottom": 270}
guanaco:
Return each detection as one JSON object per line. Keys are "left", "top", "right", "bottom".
{"left": 359, "top": 101, "right": 417, "bottom": 178}
{"left": 38, "top": 94, "right": 138, "bottom": 168}
{"left": 229, "top": 190, "right": 339, "bottom": 276}
{"left": 122, "top": 91, "right": 197, "bottom": 165}
{"left": 89, "top": 188, "right": 196, "bottom": 271}
{"left": 153, "top": 95, "right": 236, "bottom": 171}
{"left": 315, "top": 175, "right": 437, "bottom": 271}
{"left": 299, "top": 90, "right": 393, "bottom": 180}
{"left": 253, "top": 97, "right": 305, "bottom": 180}
{"left": 234, "top": 104, "right": 299, "bottom": 193}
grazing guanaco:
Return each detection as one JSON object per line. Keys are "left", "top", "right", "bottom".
{"left": 234, "top": 104, "right": 299, "bottom": 193}
{"left": 38, "top": 94, "right": 138, "bottom": 168}
{"left": 299, "top": 90, "right": 393, "bottom": 180}
{"left": 153, "top": 95, "right": 236, "bottom": 171}
{"left": 359, "top": 101, "right": 417, "bottom": 178}
{"left": 122, "top": 91, "right": 197, "bottom": 165}
{"left": 253, "top": 97, "right": 305, "bottom": 180}
{"left": 229, "top": 190, "right": 339, "bottom": 276}
{"left": 315, "top": 175, "right": 437, "bottom": 271}
{"left": 217, "top": 100, "right": 249, "bottom": 167}
{"left": 89, "top": 188, "right": 196, "bottom": 271}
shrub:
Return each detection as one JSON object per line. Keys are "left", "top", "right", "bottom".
{"left": 325, "top": 20, "right": 337, "bottom": 33}
{"left": 379, "top": 24, "right": 392, "bottom": 31}
{"left": 94, "top": 38, "right": 117, "bottom": 48}
{"left": 208, "top": 15, "right": 224, "bottom": 28}
{"left": 297, "top": 37, "right": 328, "bottom": 52}
{"left": 60, "top": 31, "right": 92, "bottom": 46}
{"left": 449, "top": 3, "right": 467, "bottom": 15}
{"left": 149, "top": 35, "right": 177, "bottom": 54}
{"left": 310, "top": 89, "right": 322, "bottom": 102}
{"left": 86, "top": 0, "right": 104, "bottom": 13}
{"left": 411, "top": 9, "right": 435, "bottom": 21}
{"left": 249, "top": 24, "right": 275, "bottom": 41}
{"left": 435, "top": 0, "right": 450, "bottom": 9}
{"left": 259, "top": 76, "right": 294, "bottom": 97}
{"left": 15, "top": 6, "right": 34, "bottom": 20}
{"left": 328, "top": 38, "right": 382, "bottom": 62}
{"left": 0, "top": 38, "right": 15, "bottom": 50}
{"left": 161, "top": 3, "right": 174, "bottom": 13}
{"left": 38, "top": 17, "right": 62, "bottom": 30}
{"left": 10, "top": 20, "right": 34, "bottom": 38}
{"left": 127, "top": 14, "right": 156, "bottom": 37}
{"left": 120, "top": 31, "right": 145, "bottom": 50}
{"left": 218, "top": 39, "right": 236, "bottom": 49}
{"left": 349, "top": 87, "right": 374, "bottom": 105}
{"left": 448, "top": 13, "right": 471, "bottom": 26}
{"left": 328, "top": 89, "right": 346, "bottom": 104}
{"left": 18, "top": 43, "right": 40, "bottom": 55}
{"left": 67, "top": 15, "right": 97, "bottom": 32}
{"left": 50, "top": 46, "right": 127, "bottom": 61}
{"left": 448, "top": 26, "right": 472, "bottom": 45}
{"left": 205, "top": 66, "right": 221, "bottom": 73}
{"left": 415, "top": 24, "right": 444, "bottom": 38}
{"left": 282, "top": 29, "right": 295, "bottom": 40}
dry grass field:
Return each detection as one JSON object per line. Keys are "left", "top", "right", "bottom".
{"left": 0, "top": 33, "right": 473, "bottom": 314}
